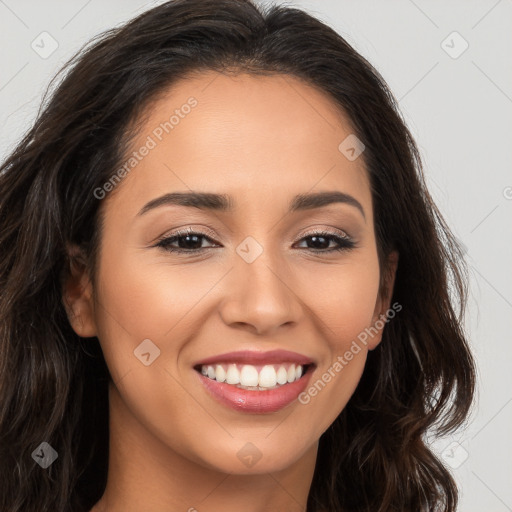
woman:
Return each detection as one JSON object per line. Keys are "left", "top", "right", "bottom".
{"left": 0, "top": 0, "right": 476, "bottom": 510}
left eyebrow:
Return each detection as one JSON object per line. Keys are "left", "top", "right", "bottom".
{"left": 137, "top": 190, "right": 366, "bottom": 222}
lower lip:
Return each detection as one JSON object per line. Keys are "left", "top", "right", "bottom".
{"left": 195, "top": 367, "right": 313, "bottom": 414}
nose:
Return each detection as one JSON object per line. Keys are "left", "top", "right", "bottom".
{"left": 218, "top": 252, "right": 303, "bottom": 336}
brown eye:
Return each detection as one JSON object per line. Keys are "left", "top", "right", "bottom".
{"left": 294, "top": 231, "right": 356, "bottom": 253}
{"left": 155, "top": 228, "right": 219, "bottom": 253}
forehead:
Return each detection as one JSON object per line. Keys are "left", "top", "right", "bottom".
{"left": 106, "top": 70, "right": 372, "bottom": 219}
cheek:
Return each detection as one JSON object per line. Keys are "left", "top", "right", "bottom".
{"left": 95, "top": 248, "right": 213, "bottom": 336}
{"left": 92, "top": 246, "right": 228, "bottom": 378}
{"left": 299, "top": 257, "right": 381, "bottom": 348}
{"left": 293, "top": 259, "right": 380, "bottom": 436}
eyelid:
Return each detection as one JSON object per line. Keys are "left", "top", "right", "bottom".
{"left": 154, "top": 225, "right": 218, "bottom": 244}
{"left": 297, "top": 224, "right": 356, "bottom": 244}
{"left": 155, "top": 224, "right": 352, "bottom": 245}
{"left": 297, "top": 225, "right": 352, "bottom": 240}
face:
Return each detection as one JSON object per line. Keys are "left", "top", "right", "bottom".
{"left": 64, "top": 71, "right": 398, "bottom": 475}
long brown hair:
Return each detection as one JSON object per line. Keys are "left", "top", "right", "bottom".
{"left": 0, "top": 1, "right": 476, "bottom": 510}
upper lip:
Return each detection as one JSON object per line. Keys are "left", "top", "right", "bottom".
{"left": 193, "top": 349, "right": 315, "bottom": 368}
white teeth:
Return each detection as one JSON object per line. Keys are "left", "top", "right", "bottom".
{"left": 276, "top": 366, "right": 288, "bottom": 385}
{"left": 240, "top": 365, "right": 259, "bottom": 387}
{"left": 258, "top": 365, "right": 277, "bottom": 387}
{"left": 199, "top": 362, "right": 307, "bottom": 389}
{"left": 215, "top": 365, "right": 226, "bottom": 383}
{"left": 287, "top": 364, "right": 296, "bottom": 383}
{"left": 226, "top": 364, "right": 240, "bottom": 385}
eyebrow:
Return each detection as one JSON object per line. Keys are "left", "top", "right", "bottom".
{"left": 137, "top": 190, "right": 366, "bottom": 221}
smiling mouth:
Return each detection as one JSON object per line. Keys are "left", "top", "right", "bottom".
{"left": 193, "top": 362, "right": 314, "bottom": 391}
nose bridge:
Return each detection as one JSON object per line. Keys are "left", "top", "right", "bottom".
{"left": 218, "top": 237, "right": 302, "bottom": 334}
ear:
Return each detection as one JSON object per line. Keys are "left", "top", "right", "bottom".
{"left": 61, "top": 243, "right": 97, "bottom": 338}
{"left": 367, "top": 249, "right": 399, "bottom": 351}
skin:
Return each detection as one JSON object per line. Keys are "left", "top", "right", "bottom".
{"left": 63, "top": 70, "right": 398, "bottom": 512}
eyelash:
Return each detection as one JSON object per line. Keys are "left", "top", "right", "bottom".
{"left": 154, "top": 227, "right": 356, "bottom": 254}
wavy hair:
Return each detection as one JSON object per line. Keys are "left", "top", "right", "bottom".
{"left": 0, "top": 0, "right": 476, "bottom": 510}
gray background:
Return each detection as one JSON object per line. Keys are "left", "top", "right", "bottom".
{"left": 1, "top": 1, "right": 511, "bottom": 510}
